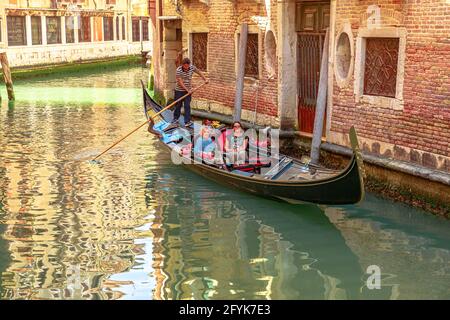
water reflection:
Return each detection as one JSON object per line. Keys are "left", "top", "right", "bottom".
{"left": 144, "top": 164, "right": 364, "bottom": 300}
{"left": 0, "top": 66, "right": 449, "bottom": 300}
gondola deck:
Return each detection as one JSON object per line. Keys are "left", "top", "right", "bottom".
{"left": 142, "top": 85, "right": 365, "bottom": 205}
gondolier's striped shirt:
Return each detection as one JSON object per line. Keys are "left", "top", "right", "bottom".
{"left": 175, "top": 65, "right": 198, "bottom": 92}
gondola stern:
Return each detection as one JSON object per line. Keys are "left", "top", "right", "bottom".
{"left": 349, "top": 126, "right": 366, "bottom": 204}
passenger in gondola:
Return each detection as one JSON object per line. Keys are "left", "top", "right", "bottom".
{"left": 193, "top": 119, "right": 216, "bottom": 163}
{"left": 224, "top": 121, "right": 248, "bottom": 166}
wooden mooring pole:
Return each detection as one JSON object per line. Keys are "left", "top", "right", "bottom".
{"left": 0, "top": 52, "right": 15, "bottom": 101}
{"left": 310, "top": 28, "right": 329, "bottom": 165}
{"left": 233, "top": 23, "right": 248, "bottom": 122}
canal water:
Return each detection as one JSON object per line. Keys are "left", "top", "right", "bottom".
{"left": 0, "top": 66, "right": 449, "bottom": 300}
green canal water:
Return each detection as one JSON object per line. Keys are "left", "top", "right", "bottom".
{"left": 0, "top": 66, "right": 449, "bottom": 300}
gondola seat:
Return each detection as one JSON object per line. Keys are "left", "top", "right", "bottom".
{"left": 231, "top": 170, "right": 254, "bottom": 177}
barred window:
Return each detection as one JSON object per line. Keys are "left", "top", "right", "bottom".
{"left": 46, "top": 16, "right": 61, "bottom": 44}
{"left": 31, "top": 16, "right": 42, "bottom": 45}
{"left": 363, "top": 38, "right": 399, "bottom": 98}
{"left": 78, "top": 16, "right": 91, "bottom": 42}
{"left": 142, "top": 18, "right": 149, "bottom": 41}
{"left": 244, "top": 33, "right": 259, "bottom": 78}
{"left": 192, "top": 33, "right": 208, "bottom": 72}
{"left": 65, "top": 16, "right": 75, "bottom": 43}
{"left": 132, "top": 18, "right": 140, "bottom": 42}
{"left": 103, "top": 17, "right": 114, "bottom": 41}
{"left": 7, "top": 16, "right": 26, "bottom": 46}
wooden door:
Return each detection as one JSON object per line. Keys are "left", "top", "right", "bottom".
{"left": 296, "top": 1, "right": 330, "bottom": 134}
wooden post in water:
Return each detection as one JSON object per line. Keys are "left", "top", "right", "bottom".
{"left": 0, "top": 52, "right": 15, "bottom": 101}
{"left": 310, "top": 28, "right": 329, "bottom": 165}
{"left": 233, "top": 23, "right": 248, "bottom": 122}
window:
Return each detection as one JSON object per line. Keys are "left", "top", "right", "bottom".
{"left": 65, "top": 16, "right": 75, "bottom": 43}
{"left": 334, "top": 23, "right": 354, "bottom": 88}
{"left": 245, "top": 33, "right": 259, "bottom": 78}
{"left": 116, "top": 16, "right": 120, "bottom": 40}
{"left": 79, "top": 16, "right": 91, "bottom": 42}
{"left": 103, "top": 17, "right": 114, "bottom": 41}
{"left": 192, "top": 33, "right": 208, "bottom": 71}
{"left": 7, "top": 16, "right": 26, "bottom": 46}
{"left": 363, "top": 37, "right": 399, "bottom": 98}
{"left": 122, "top": 17, "right": 126, "bottom": 41}
{"left": 132, "top": 18, "right": 140, "bottom": 42}
{"left": 93, "top": 17, "right": 103, "bottom": 41}
{"left": 142, "top": 18, "right": 149, "bottom": 41}
{"left": 31, "top": 16, "right": 42, "bottom": 45}
{"left": 46, "top": 16, "right": 61, "bottom": 44}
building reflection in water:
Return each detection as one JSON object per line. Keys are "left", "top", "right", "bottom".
{"left": 0, "top": 96, "right": 156, "bottom": 299}
{"left": 145, "top": 165, "right": 450, "bottom": 300}
{"left": 145, "top": 164, "right": 365, "bottom": 300}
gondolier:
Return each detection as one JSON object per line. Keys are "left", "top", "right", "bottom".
{"left": 173, "top": 58, "right": 208, "bottom": 127}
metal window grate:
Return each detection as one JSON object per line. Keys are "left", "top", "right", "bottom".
{"left": 364, "top": 37, "right": 399, "bottom": 98}
{"left": 245, "top": 33, "right": 259, "bottom": 78}
{"left": 192, "top": 33, "right": 208, "bottom": 71}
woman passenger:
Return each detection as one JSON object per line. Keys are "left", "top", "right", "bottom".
{"left": 224, "top": 121, "right": 248, "bottom": 165}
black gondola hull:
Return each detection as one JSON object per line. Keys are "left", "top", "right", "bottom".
{"left": 142, "top": 85, "right": 365, "bottom": 205}
{"left": 182, "top": 158, "right": 363, "bottom": 204}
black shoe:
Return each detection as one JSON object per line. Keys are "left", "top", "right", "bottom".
{"left": 185, "top": 121, "right": 194, "bottom": 127}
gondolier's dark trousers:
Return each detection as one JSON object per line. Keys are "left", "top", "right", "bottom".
{"left": 173, "top": 90, "right": 191, "bottom": 124}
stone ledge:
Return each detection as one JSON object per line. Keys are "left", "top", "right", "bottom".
{"left": 321, "top": 142, "right": 450, "bottom": 187}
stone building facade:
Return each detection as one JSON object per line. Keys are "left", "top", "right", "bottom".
{"left": 151, "top": 0, "right": 449, "bottom": 177}
{"left": 330, "top": 0, "right": 450, "bottom": 173}
{"left": 0, "top": 0, "right": 152, "bottom": 67}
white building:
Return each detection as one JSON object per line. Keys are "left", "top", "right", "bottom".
{"left": 0, "top": 0, "right": 152, "bottom": 67}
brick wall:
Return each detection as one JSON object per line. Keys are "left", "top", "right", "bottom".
{"left": 162, "top": 0, "right": 279, "bottom": 124}
{"left": 331, "top": 0, "right": 450, "bottom": 172}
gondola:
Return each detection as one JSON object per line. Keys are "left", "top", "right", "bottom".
{"left": 142, "top": 85, "right": 365, "bottom": 205}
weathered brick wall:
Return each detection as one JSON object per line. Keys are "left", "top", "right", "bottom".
{"left": 332, "top": 0, "right": 450, "bottom": 172}
{"left": 162, "top": 0, "right": 279, "bottom": 125}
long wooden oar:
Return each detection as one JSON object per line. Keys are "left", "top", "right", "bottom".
{"left": 92, "top": 82, "right": 207, "bottom": 161}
